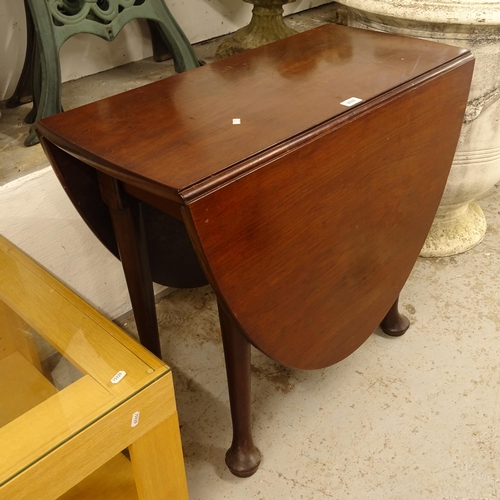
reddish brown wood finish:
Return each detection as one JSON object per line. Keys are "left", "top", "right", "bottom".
{"left": 38, "top": 24, "right": 471, "bottom": 200}
{"left": 36, "top": 23, "right": 474, "bottom": 477}
{"left": 97, "top": 172, "right": 162, "bottom": 357}
{"left": 380, "top": 297, "right": 410, "bottom": 337}
{"left": 218, "top": 302, "right": 262, "bottom": 477}
{"left": 183, "top": 60, "right": 473, "bottom": 369}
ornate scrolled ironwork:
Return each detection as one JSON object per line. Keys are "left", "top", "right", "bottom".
{"left": 49, "top": 0, "right": 142, "bottom": 26}
{"left": 19, "top": 0, "right": 199, "bottom": 146}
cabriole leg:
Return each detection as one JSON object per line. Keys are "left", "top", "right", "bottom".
{"left": 218, "top": 302, "right": 261, "bottom": 477}
{"left": 380, "top": 296, "right": 410, "bottom": 337}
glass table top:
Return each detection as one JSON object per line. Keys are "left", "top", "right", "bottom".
{"left": 0, "top": 235, "right": 169, "bottom": 487}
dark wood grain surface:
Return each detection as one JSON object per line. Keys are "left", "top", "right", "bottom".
{"left": 37, "top": 23, "right": 474, "bottom": 475}
{"left": 37, "top": 24, "right": 469, "bottom": 200}
{"left": 185, "top": 61, "right": 473, "bottom": 369}
{"left": 37, "top": 23, "right": 474, "bottom": 369}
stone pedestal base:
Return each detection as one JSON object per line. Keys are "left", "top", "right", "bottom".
{"left": 216, "top": 2, "right": 296, "bottom": 59}
{"left": 338, "top": 0, "right": 500, "bottom": 257}
{"left": 420, "top": 202, "right": 487, "bottom": 257}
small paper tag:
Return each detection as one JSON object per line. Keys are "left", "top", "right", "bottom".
{"left": 340, "top": 97, "right": 363, "bottom": 107}
{"left": 110, "top": 370, "right": 126, "bottom": 384}
{"left": 131, "top": 411, "right": 140, "bottom": 427}
{"left": 232, "top": 118, "right": 241, "bottom": 125}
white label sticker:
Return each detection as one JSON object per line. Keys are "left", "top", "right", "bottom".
{"left": 110, "top": 370, "right": 126, "bottom": 384}
{"left": 232, "top": 118, "right": 241, "bottom": 125}
{"left": 340, "top": 97, "right": 363, "bottom": 107}
{"left": 131, "top": 411, "right": 140, "bottom": 427}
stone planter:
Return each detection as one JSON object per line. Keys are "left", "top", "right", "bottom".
{"left": 215, "top": 0, "right": 297, "bottom": 59}
{"left": 338, "top": 0, "right": 500, "bottom": 257}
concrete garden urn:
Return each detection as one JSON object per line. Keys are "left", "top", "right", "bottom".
{"left": 215, "top": 0, "right": 297, "bottom": 59}
{"left": 337, "top": 0, "right": 500, "bottom": 257}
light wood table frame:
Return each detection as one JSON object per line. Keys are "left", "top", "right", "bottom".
{"left": 0, "top": 236, "right": 188, "bottom": 500}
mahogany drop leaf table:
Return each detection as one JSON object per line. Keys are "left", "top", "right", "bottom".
{"left": 36, "top": 24, "right": 474, "bottom": 477}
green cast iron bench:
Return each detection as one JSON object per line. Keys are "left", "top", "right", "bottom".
{"left": 7, "top": 0, "right": 200, "bottom": 146}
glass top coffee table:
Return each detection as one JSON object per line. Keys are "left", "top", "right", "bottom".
{"left": 0, "top": 235, "right": 188, "bottom": 500}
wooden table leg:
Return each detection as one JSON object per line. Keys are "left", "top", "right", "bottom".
{"left": 129, "top": 411, "right": 189, "bottom": 500}
{"left": 218, "top": 302, "right": 261, "bottom": 477}
{"left": 0, "top": 301, "right": 42, "bottom": 369}
{"left": 379, "top": 296, "right": 410, "bottom": 337}
{"left": 97, "top": 173, "right": 162, "bottom": 358}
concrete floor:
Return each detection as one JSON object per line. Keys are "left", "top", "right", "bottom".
{"left": 120, "top": 185, "right": 500, "bottom": 500}
{"left": 2, "top": 4, "right": 500, "bottom": 499}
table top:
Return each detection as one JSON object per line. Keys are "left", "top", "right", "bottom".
{"left": 37, "top": 23, "right": 469, "bottom": 202}
{"left": 0, "top": 236, "right": 168, "bottom": 487}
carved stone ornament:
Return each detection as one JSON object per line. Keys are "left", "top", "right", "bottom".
{"left": 49, "top": 0, "right": 145, "bottom": 32}
{"left": 216, "top": 0, "right": 297, "bottom": 59}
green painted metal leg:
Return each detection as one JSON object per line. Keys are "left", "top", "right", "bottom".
{"left": 148, "top": 20, "right": 172, "bottom": 62}
{"left": 25, "top": 0, "right": 62, "bottom": 146}
{"left": 149, "top": 0, "right": 200, "bottom": 72}
{"left": 24, "top": 35, "right": 41, "bottom": 125}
